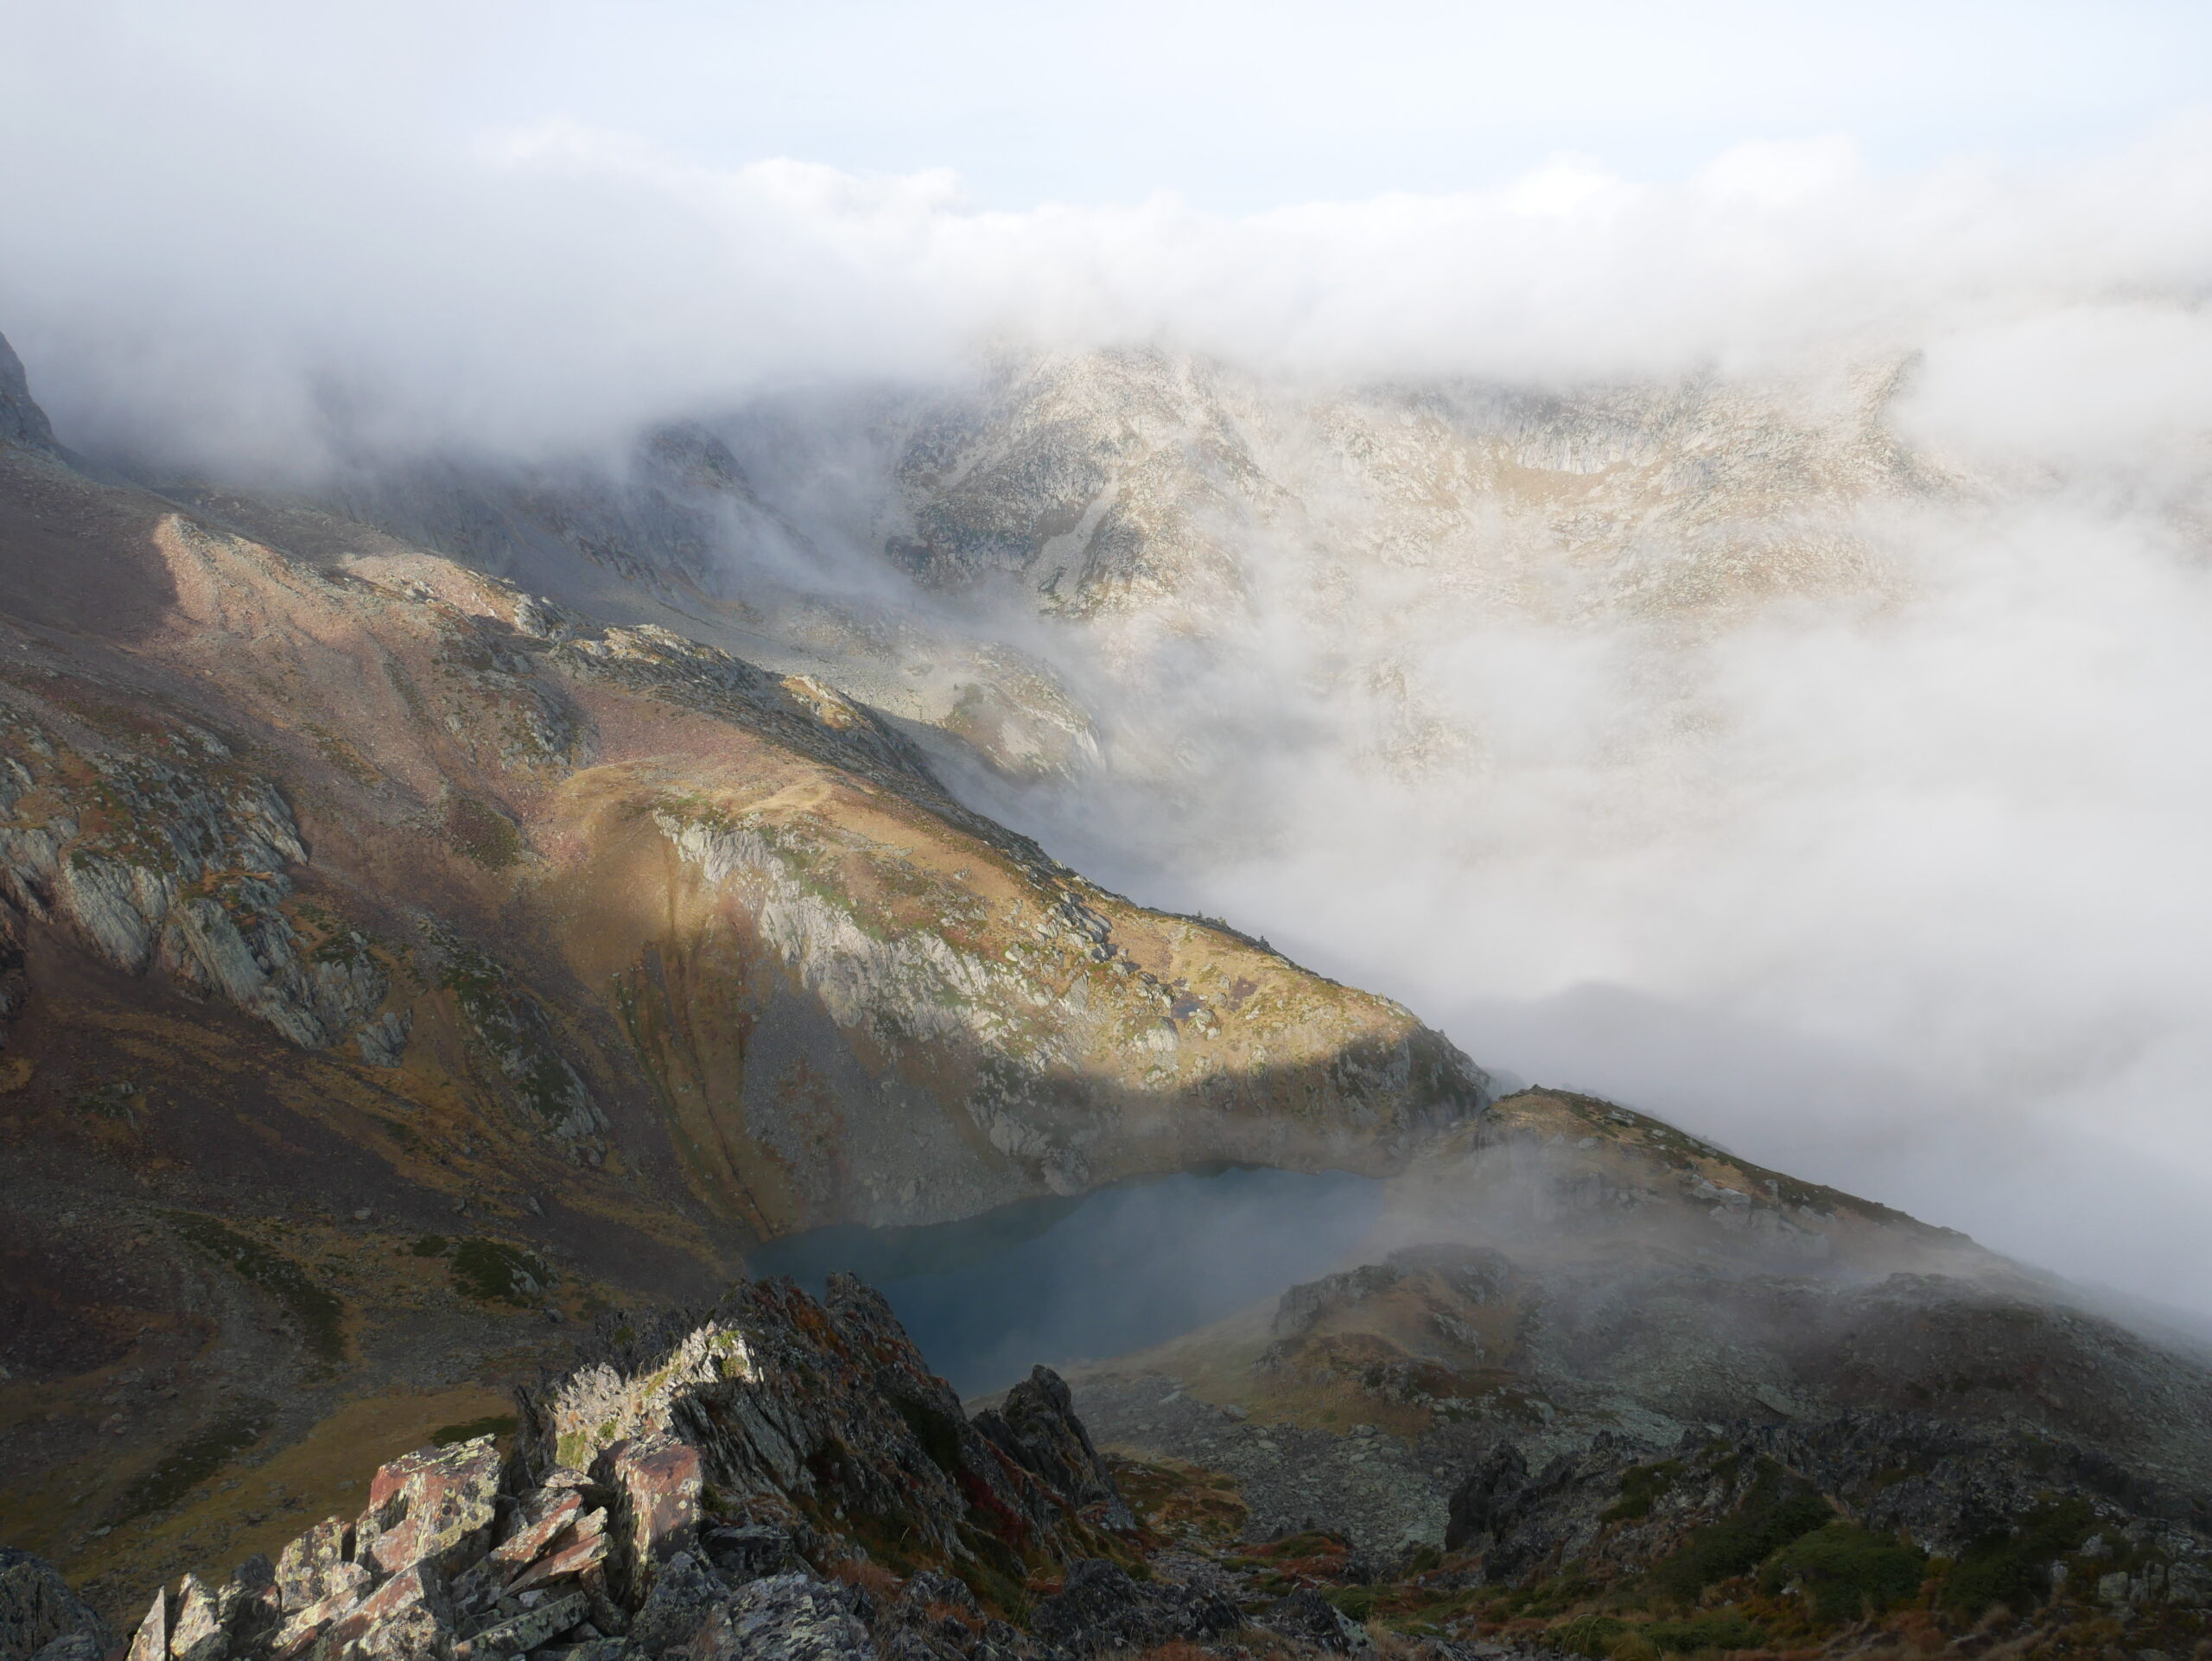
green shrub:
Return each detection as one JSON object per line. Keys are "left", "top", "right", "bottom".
{"left": 1605, "top": 1460, "right": 1683, "bottom": 1522}
{"left": 446, "top": 795, "right": 523, "bottom": 869}
{"left": 1648, "top": 1460, "right": 1831, "bottom": 1599}
{"left": 1941, "top": 1497, "right": 2093, "bottom": 1617}
{"left": 1762, "top": 1521, "right": 1927, "bottom": 1622}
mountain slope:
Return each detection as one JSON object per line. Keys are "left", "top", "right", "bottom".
{"left": 0, "top": 336, "right": 1485, "bottom": 1617}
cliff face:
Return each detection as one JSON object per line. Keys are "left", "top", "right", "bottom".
{"left": 0, "top": 334, "right": 1487, "bottom": 1620}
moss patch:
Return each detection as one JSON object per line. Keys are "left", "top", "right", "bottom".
{"left": 114, "top": 1400, "right": 275, "bottom": 1523}
{"left": 166, "top": 1211, "right": 346, "bottom": 1365}
{"left": 447, "top": 794, "right": 524, "bottom": 869}
{"left": 1604, "top": 1459, "right": 1681, "bottom": 1523}
{"left": 449, "top": 1238, "right": 555, "bottom": 1306}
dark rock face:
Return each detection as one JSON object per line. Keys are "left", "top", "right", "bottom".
{"left": 695, "top": 1572, "right": 876, "bottom": 1661}
{"left": 1260, "top": 1588, "right": 1375, "bottom": 1656}
{"left": 970, "top": 1369, "right": 1135, "bottom": 1534}
{"left": 89, "top": 1273, "right": 1143, "bottom": 1661}
{"left": 0, "top": 335, "right": 55, "bottom": 455}
{"left": 0, "top": 1546, "right": 108, "bottom": 1661}
{"left": 1027, "top": 1559, "right": 1240, "bottom": 1658}
{"left": 1442, "top": 1445, "right": 1534, "bottom": 1555}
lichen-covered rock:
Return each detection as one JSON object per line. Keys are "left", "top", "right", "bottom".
{"left": 355, "top": 1437, "right": 502, "bottom": 1577}
{"left": 624, "top": 1551, "right": 735, "bottom": 1658}
{"left": 600, "top": 1435, "right": 702, "bottom": 1604}
{"left": 453, "top": 1588, "right": 586, "bottom": 1656}
{"left": 693, "top": 1572, "right": 877, "bottom": 1661}
{"left": 699, "top": 1526, "right": 804, "bottom": 1588}
{"left": 274, "top": 1520, "right": 366, "bottom": 1622}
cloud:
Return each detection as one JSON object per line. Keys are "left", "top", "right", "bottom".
{"left": 957, "top": 441, "right": 2212, "bottom": 1313}
{"left": 5, "top": 6, "right": 2212, "bottom": 474}
{"left": 1898, "top": 304, "right": 2212, "bottom": 475}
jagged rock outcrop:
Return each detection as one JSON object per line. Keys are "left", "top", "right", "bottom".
{"left": 99, "top": 1274, "right": 1143, "bottom": 1661}
{"left": 971, "top": 1371, "right": 1134, "bottom": 1535}
{"left": 514, "top": 1275, "right": 1128, "bottom": 1582}
{"left": 0, "top": 710, "right": 397, "bottom": 1058}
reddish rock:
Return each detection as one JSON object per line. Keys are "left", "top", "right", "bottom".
{"left": 501, "top": 1526, "right": 609, "bottom": 1600}
{"left": 488, "top": 1489, "right": 582, "bottom": 1571}
{"left": 356, "top": 1437, "right": 501, "bottom": 1577}
{"left": 312, "top": 1562, "right": 448, "bottom": 1658}
{"left": 599, "top": 1435, "right": 702, "bottom": 1604}
{"left": 167, "top": 1574, "right": 224, "bottom": 1661}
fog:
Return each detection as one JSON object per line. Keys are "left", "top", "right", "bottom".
{"left": 6, "top": 8, "right": 2212, "bottom": 1316}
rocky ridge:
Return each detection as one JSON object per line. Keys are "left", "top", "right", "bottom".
{"left": 1061, "top": 1093, "right": 2212, "bottom": 1557}
{"left": 19, "top": 1271, "right": 1280, "bottom": 1661}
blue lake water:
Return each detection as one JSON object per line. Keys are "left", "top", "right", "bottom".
{"left": 749, "top": 1165, "right": 1385, "bottom": 1396}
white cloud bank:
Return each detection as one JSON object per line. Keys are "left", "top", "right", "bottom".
{"left": 4, "top": 3, "right": 2212, "bottom": 476}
